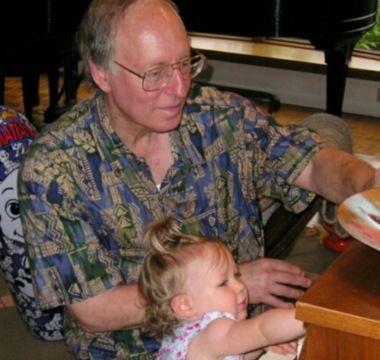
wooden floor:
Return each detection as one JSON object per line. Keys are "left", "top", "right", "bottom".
{"left": 275, "top": 105, "right": 380, "bottom": 155}
{"left": 3, "top": 74, "right": 380, "bottom": 155}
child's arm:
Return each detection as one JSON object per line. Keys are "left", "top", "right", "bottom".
{"left": 188, "top": 308, "right": 305, "bottom": 359}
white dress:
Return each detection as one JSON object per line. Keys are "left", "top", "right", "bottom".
{"left": 158, "top": 311, "right": 242, "bottom": 359}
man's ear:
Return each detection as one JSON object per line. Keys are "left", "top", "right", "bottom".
{"left": 171, "top": 294, "right": 196, "bottom": 320}
{"left": 88, "top": 58, "right": 111, "bottom": 93}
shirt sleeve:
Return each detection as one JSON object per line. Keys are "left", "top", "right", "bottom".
{"left": 18, "top": 138, "right": 123, "bottom": 309}
{"left": 188, "top": 85, "right": 322, "bottom": 214}
{"left": 239, "top": 97, "right": 322, "bottom": 213}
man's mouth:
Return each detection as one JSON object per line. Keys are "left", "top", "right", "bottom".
{"left": 160, "top": 103, "right": 182, "bottom": 111}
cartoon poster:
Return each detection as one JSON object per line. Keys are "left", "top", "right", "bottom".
{"left": 0, "top": 107, "right": 64, "bottom": 340}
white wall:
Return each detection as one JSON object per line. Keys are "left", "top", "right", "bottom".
{"left": 198, "top": 60, "right": 380, "bottom": 118}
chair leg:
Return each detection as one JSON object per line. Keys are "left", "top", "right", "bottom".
{"left": 44, "top": 68, "right": 61, "bottom": 123}
{"left": 31, "top": 73, "right": 40, "bottom": 106}
{"left": 48, "top": 68, "right": 60, "bottom": 108}
{"left": 22, "top": 74, "right": 38, "bottom": 122}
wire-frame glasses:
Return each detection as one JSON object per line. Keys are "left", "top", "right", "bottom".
{"left": 113, "top": 50, "right": 206, "bottom": 91}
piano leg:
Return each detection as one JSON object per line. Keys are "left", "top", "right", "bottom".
{"left": 44, "top": 35, "right": 80, "bottom": 124}
{"left": 324, "top": 46, "right": 353, "bottom": 117}
{"left": 63, "top": 35, "right": 80, "bottom": 109}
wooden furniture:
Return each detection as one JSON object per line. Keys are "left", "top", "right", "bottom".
{"left": 296, "top": 241, "right": 380, "bottom": 359}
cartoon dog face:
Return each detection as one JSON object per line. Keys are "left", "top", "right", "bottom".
{"left": 0, "top": 169, "right": 23, "bottom": 242}
{"left": 0, "top": 149, "right": 9, "bottom": 162}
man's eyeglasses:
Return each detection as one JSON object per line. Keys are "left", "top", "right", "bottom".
{"left": 113, "top": 51, "right": 206, "bottom": 92}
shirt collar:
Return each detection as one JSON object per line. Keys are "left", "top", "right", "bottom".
{"left": 95, "top": 92, "right": 125, "bottom": 149}
{"left": 94, "top": 91, "right": 207, "bottom": 165}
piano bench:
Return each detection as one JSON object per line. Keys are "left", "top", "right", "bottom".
{"left": 195, "top": 81, "right": 281, "bottom": 113}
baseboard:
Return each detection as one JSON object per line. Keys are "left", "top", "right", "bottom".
{"left": 198, "top": 60, "right": 380, "bottom": 118}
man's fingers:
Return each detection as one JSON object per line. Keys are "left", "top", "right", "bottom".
{"left": 256, "top": 258, "right": 308, "bottom": 279}
{"left": 265, "top": 258, "right": 308, "bottom": 276}
{"left": 260, "top": 294, "right": 295, "bottom": 309}
{"left": 271, "top": 271, "right": 312, "bottom": 289}
{"left": 241, "top": 259, "right": 313, "bottom": 306}
{"left": 270, "top": 283, "right": 306, "bottom": 300}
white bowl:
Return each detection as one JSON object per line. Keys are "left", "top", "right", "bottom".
{"left": 338, "top": 188, "right": 380, "bottom": 250}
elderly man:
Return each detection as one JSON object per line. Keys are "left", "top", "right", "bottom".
{"left": 19, "top": 0, "right": 379, "bottom": 358}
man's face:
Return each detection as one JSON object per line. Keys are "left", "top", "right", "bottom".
{"left": 99, "top": 1, "right": 192, "bottom": 135}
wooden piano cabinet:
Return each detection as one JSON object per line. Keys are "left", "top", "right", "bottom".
{"left": 298, "top": 325, "right": 380, "bottom": 359}
{"left": 296, "top": 241, "right": 380, "bottom": 360}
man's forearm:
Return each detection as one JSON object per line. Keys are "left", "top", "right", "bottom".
{"left": 295, "top": 147, "right": 376, "bottom": 204}
{"left": 68, "top": 283, "right": 145, "bottom": 332}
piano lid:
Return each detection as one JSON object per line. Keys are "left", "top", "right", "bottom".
{"left": 173, "top": 0, "right": 378, "bottom": 48}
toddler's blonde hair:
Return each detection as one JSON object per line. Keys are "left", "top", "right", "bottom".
{"left": 138, "top": 217, "right": 224, "bottom": 338}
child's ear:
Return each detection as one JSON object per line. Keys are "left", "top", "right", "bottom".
{"left": 171, "top": 294, "right": 196, "bottom": 320}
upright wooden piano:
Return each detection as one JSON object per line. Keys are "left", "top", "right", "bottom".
{"left": 296, "top": 241, "right": 380, "bottom": 359}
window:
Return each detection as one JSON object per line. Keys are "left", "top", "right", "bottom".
{"left": 356, "top": 0, "right": 380, "bottom": 53}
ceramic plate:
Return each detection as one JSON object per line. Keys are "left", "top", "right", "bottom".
{"left": 337, "top": 188, "right": 380, "bottom": 250}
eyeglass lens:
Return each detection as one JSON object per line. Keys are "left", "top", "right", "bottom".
{"left": 142, "top": 55, "right": 205, "bottom": 91}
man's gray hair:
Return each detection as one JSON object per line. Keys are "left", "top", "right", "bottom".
{"left": 77, "top": 0, "right": 179, "bottom": 81}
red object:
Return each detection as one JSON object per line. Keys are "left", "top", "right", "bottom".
{"left": 321, "top": 223, "right": 354, "bottom": 252}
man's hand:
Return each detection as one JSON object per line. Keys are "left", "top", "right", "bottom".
{"left": 239, "top": 258, "right": 312, "bottom": 308}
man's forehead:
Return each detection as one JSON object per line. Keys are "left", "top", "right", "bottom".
{"left": 122, "top": 0, "right": 176, "bottom": 27}
{"left": 116, "top": 1, "right": 181, "bottom": 43}
{"left": 115, "top": 3, "right": 189, "bottom": 65}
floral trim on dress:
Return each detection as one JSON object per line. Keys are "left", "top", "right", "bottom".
{"left": 158, "top": 311, "right": 242, "bottom": 359}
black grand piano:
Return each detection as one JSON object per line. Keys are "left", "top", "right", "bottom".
{"left": 174, "top": 0, "right": 378, "bottom": 116}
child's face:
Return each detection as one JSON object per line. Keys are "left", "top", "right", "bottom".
{"left": 184, "top": 243, "right": 248, "bottom": 321}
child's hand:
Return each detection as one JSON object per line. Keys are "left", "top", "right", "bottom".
{"left": 265, "top": 341, "right": 297, "bottom": 356}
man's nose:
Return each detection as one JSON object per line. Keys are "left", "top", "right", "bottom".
{"left": 165, "top": 67, "right": 190, "bottom": 97}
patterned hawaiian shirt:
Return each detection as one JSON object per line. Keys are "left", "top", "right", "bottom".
{"left": 18, "top": 84, "right": 321, "bottom": 359}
